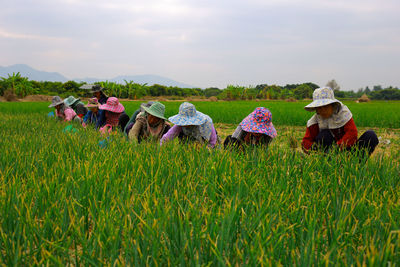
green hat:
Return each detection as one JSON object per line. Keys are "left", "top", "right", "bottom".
{"left": 142, "top": 102, "right": 167, "bottom": 120}
{"left": 64, "top": 96, "right": 80, "bottom": 106}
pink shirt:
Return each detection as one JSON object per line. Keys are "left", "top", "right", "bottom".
{"left": 160, "top": 125, "right": 218, "bottom": 148}
{"left": 56, "top": 107, "right": 77, "bottom": 121}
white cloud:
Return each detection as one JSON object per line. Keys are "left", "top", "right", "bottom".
{"left": 0, "top": 0, "right": 399, "bottom": 89}
{"left": 247, "top": 0, "right": 399, "bottom": 14}
{"left": 0, "top": 27, "right": 70, "bottom": 42}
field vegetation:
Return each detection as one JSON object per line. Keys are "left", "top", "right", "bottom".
{"left": 0, "top": 101, "right": 399, "bottom": 265}
{"left": 1, "top": 73, "right": 400, "bottom": 101}
{"left": 1, "top": 100, "right": 400, "bottom": 128}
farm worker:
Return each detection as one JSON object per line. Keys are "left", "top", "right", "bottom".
{"left": 124, "top": 101, "right": 154, "bottom": 136}
{"left": 91, "top": 84, "right": 108, "bottom": 105}
{"left": 128, "top": 102, "right": 171, "bottom": 143}
{"left": 160, "top": 102, "right": 218, "bottom": 148}
{"left": 64, "top": 96, "right": 88, "bottom": 118}
{"left": 223, "top": 107, "right": 277, "bottom": 149}
{"left": 48, "top": 96, "right": 81, "bottom": 123}
{"left": 98, "top": 97, "right": 130, "bottom": 133}
{"left": 301, "top": 87, "right": 379, "bottom": 157}
{"left": 82, "top": 98, "right": 106, "bottom": 129}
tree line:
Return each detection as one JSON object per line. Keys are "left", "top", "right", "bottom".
{"left": 1, "top": 73, "right": 399, "bottom": 100}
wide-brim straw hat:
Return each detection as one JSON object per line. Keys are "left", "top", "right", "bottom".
{"left": 142, "top": 101, "right": 167, "bottom": 120}
{"left": 99, "top": 97, "right": 125, "bottom": 113}
{"left": 304, "top": 87, "right": 341, "bottom": 111}
{"left": 79, "top": 84, "right": 105, "bottom": 93}
{"left": 64, "top": 96, "right": 80, "bottom": 106}
{"left": 168, "top": 102, "right": 207, "bottom": 126}
{"left": 49, "top": 96, "right": 64, "bottom": 108}
{"left": 239, "top": 107, "right": 277, "bottom": 138}
{"left": 85, "top": 97, "right": 100, "bottom": 108}
{"left": 91, "top": 84, "right": 105, "bottom": 93}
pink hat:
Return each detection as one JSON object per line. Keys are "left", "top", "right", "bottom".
{"left": 239, "top": 107, "right": 277, "bottom": 138}
{"left": 99, "top": 97, "right": 125, "bottom": 113}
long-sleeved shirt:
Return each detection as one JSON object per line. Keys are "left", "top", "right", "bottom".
{"left": 129, "top": 116, "right": 170, "bottom": 142}
{"left": 83, "top": 109, "right": 106, "bottom": 129}
{"left": 124, "top": 109, "right": 141, "bottom": 135}
{"left": 302, "top": 118, "right": 358, "bottom": 151}
{"left": 160, "top": 124, "right": 218, "bottom": 148}
{"left": 56, "top": 107, "right": 77, "bottom": 121}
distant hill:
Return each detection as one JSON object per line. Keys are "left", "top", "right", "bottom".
{"left": 0, "top": 64, "right": 196, "bottom": 88}
{"left": 0, "top": 64, "right": 68, "bottom": 82}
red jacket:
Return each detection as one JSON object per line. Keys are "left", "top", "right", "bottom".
{"left": 302, "top": 118, "right": 358, "bottom": 151}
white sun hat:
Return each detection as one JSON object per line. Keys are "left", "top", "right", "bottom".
{"left": 304, "top": 87, "right": 341, "bottom": 111}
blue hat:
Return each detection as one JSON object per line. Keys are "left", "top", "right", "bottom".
{"left": 168, "top": 102, "right": 207, "bottom": 126}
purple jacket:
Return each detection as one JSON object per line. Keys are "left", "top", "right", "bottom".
{"left": 160, "top": 125, "right": 218, "bottom": 148}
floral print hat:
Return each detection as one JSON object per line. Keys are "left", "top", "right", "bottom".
{"left": 304, "top": 87, "right": 341, "bottom": 111}
{"left": 240, "top": 107, "right": 277, "bottom": 138}
{"left": 85, "top": 97, "right": 100, "bottom": 108}
{"left": 168, "top": 102, "right": 208, "bottom": 126}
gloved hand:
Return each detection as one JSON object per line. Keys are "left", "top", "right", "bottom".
{"left": 98, "top": 139, "right": 107, "bottom": 148}
{"left": 99, "top": 124, "right": 112, "bottom": 135}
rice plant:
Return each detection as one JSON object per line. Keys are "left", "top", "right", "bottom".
{"left": 0, "top": 103, "right": 399, "bottom": 265}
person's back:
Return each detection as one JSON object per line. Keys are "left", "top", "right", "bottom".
{"left": 160, "top": 102, "right": 218, "bottom": 148}
{"left": 224, "top": 107, "right": 276, "bottom": 150}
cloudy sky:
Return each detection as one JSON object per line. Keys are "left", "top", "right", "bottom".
{"left": 1, "top": 0, "right": 399, "bottom": 89}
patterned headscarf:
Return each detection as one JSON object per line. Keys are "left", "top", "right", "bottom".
{"left": 181, "top": 115, "right": 214, "bottom": 141}
{"left": 307, "top": 103, "right": 352, "bottom": 129}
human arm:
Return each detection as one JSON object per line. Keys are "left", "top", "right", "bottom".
{"left": 128, "top": 118, "right": 145, "bottom": 142}
{"left": 160, "top": 125, "right": 182, "bottom": 145}
{"left": 83, "top": 110, "right": 92, "bottom": 123}
{"left": 336, "top": 118, "right": 358, "bottom": 148}
{"left": 208, "top": 124, "right": 218, "bottom": 148}
{"left": 95, "top": 110, "right": 106, "bottom": 129}
{"left": 64, "top": 108, "right": 77, "bottom": 122}
{"left": 301, "top": 123, "right": 319, "bottom": 153}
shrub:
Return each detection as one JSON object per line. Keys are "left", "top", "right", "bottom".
{"left": 3, "top": 89, "right": 18, "bottom": 101}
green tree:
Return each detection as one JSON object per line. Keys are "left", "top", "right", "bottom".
{"left": 204, "top": 87, "right": 222, "bottom": 98}
{"left": 63, "top": 81, "right": 80, "bottom": 96}
{"left": 293, "top": 84, "right": 313, "bottom": 100}
{"left": 0, "top": 72, "right": 34, "bottom": 97}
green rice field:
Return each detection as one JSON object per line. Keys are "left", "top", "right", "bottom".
{"left": 0, "top": 101, "right": 399, "bottom": 265}
{"left": 1, "top": 100, "right": 400, "bottom": 127}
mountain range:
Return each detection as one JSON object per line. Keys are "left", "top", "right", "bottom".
{"left": 0, "top": 64, "right": 196, "bottom": 88}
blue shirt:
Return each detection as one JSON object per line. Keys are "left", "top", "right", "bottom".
{"left": 83, "top": 109, "right": 106, "bottom": 129}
